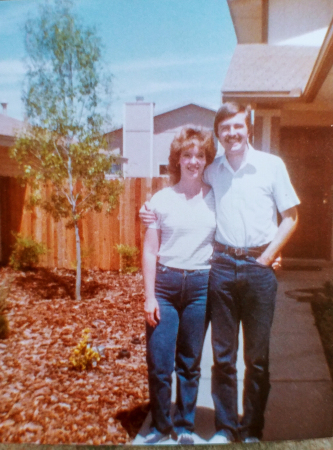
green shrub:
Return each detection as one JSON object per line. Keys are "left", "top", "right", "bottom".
{"left": 10, "top": 233, "right": 47, "bottom": 270}
{"left": 115, "top": 244, "right": 139, "bottom": 274}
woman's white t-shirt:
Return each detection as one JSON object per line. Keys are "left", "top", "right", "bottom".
{"left": 148, "top": 186, "right": 216, "bottom": 270}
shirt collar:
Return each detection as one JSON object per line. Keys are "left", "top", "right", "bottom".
{"left": 220, "top": 143, "right": 256, "bottom": 174}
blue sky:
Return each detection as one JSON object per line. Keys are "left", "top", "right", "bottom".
{"left": 0, "top": 0, "right": 236, "bottom": 129}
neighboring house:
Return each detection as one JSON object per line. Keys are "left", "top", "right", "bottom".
{"left": 0, "top": 111, "right": 24, "bottom": 177}
{"left": 0, "top": 111, "right": 26, "bottom": 264}
{"left": 0, "top": 102, "right": 216, "bottom": 269}
{"left": 224, "top": 0, "right": 333, "bottom": 261}
{"left": 105, "top": 100, "right": 217, "bottom": 178}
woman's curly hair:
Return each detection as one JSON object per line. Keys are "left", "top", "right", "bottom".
{"left": 168, "top": 127, "right": 216, "bottom": 185}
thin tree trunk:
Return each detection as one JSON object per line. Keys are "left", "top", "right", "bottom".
{"left": 74, "top": 221, "right": 81, "bottom": 301}
{"left": 67, "top": 154, "right": 81, "bottom": 301}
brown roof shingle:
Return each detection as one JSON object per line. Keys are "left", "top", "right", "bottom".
{"left": 222, "top": 44, "right": 320, "bottom": 94}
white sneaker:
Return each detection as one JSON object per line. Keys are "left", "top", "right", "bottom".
{"left": 144, "top": 431, "right": 170, "bottom": 444}
{"left": 243, "top": 437, "right": 260, "bottom": 443}
{"left": 209, "top": 432, "right": 232, "bottom": 444}
{"left": 177, "top": 433, "right": 194, "bottom": 445}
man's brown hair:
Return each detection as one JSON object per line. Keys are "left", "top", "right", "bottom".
{"left": 214, "top": 102, "right": 252, "bottom": 138}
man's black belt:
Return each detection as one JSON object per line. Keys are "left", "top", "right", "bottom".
{"left": 214, "top": 242, "right": 270, "bottom": 258}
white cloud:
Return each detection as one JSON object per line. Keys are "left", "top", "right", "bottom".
{"left": 0, "top": 59, "right": 25, "bottom": 77}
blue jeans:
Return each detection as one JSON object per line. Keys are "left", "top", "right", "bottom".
{"left": 146, "top": 264, "right": 209, "bottom": 435}
{"left": 208, "top": 250, "right": 277, "bottom": 441}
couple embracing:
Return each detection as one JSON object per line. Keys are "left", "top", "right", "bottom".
{"left": 140, "top": 102, "right": 299, "bottom": 445}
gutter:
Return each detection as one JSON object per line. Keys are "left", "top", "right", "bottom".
{"left": 303, "top": 17, "right": 333, "bottom": 102}
{"left": 222, "top": 89, "right": 302, "bottom": 104}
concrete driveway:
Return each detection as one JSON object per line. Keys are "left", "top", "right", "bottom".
{"left": 133, "top": 263, "right": 333, "bottom": 444}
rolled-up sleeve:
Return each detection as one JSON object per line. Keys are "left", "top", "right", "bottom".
{"left": 273, "top": 158, "right": 300, "bottom": 213}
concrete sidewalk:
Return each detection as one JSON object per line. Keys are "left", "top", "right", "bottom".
{"left": 133, "top": 265, "right": 333, "bottom": 444}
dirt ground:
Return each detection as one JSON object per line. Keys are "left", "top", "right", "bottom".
{"left": 0, "top": 266, "right": 149, "bottom": 445}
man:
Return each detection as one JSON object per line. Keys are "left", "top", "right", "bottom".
{"left": 205, "top": 103, "right": 299, "bottom": 444}
{"left": 140, "top": 102, "right": 299, "bottom": 443}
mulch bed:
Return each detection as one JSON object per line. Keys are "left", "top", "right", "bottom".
{"left": 0, "top": 266, "right": 149, "bottom": 445}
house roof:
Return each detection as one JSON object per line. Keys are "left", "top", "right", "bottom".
{"left": 227, "top": 0, "right": 267, "bottom": 44}
{"left": 222, "top": 44, "right": 320, "bottom": 102}
{"left": 154, "top": 102, "right": 216, "bottom": 117}
{"left": 107, "top": 102, "right": 216, "bottom": 133}
{"left": 0, "top": 113, "right": 25, "bottom": 137}
{"left": 303, "top": 18, "right": 333, "bottom": 101}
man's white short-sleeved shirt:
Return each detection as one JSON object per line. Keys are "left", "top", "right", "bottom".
{"left": 148, "top": 187, "right": 216, "bottom": 270}
{"left": 204, "top": 145, "right": 300, "bottom": 248}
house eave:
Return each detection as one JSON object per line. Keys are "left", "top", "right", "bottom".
{"left": 227, "top": 0, "right": 268, "bottom": 44}
{"left": 222, "top": 90, "right": 303, "bottom": 104}
{"left": 303, "top": 18, "right": 333, "bottom": 102}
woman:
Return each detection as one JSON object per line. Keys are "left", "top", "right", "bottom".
{"left": 142, "top": 127, "right": 216, "bottom": 445}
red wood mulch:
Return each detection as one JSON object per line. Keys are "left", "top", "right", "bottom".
{"left": 0, "top": 266, "right": 149, "bottom": 445}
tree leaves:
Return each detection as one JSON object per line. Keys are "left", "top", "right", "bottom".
{"left": 11, "top": 0, "right": 122, "bottom": 300}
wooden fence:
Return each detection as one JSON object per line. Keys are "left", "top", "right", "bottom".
{"left": 1, "top": 177, "right": 170, "bottom": 271}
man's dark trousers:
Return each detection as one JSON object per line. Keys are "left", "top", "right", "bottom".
{"left": 208, "top": 249, "right": 278, "bottom": 441}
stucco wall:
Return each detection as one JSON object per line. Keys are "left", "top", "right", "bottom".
{"left": 0, "top": 145, "right": 21, "bottom": 177}
{"left": 153, "top": 132, "right": 176, "bottom": 176}
{"left": 123, "top": 102, "right": 154, "bottom": 178}
{"left": 106, "top": 128, "right": 122, "bottom": 155}
{"left": 268, "top": 0, "right": 333, "bottom": 44}
{"left": 152, "top": 105, "right": 215, "bottom": 177}
{"left": 115, "top": 103, "right": 215, "bottom": 178}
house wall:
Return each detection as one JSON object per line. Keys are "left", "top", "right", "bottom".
{"left": 122, "top": 102, "right": 154, "bottom": 178}
{"left": 106, "top": 128, "right": 122, "bottom": 155}
{"left": 153, "top": 106, "right": 216, "bottom": 176}
{"left": 313, "top": 65, "right": 333, "bottom": 109}
{"left": 114, "top": 103, "right": 216, "bottom": 178}
{"left": 153, "top": 132, "right": 175, "bottom": 176}
{"left": 268, "top": 0, "right": 333, "bottom": 44}
{"left": 227, "top": 0, "right": 266, "bottom": 44}
{"left": 0, "top": 177, "right": 26, "bottom": 264}
{"left": 279, "top": 127, "right": 333, "bottom": 260}
{"left": 0, "top": 145, "right": 21, "bottom": 177}
{"left": 254, "top": 109, "right": 281, "bottom": 154}
{"left": 280, "top": 104, "right": 333, "bottom": 127}
{"left": 254, "top": 105, "right": 333, "bottom": 260}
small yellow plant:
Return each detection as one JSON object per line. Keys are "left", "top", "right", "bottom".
{"left": 69, "top": 328, "right": 100, "bottom": 370}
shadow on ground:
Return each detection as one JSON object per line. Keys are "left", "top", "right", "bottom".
{"left": 116, "top": 402, "right": 150, "bottom": 438}
{"left": 14, "top": 267, "right": 113, "bottom": 300}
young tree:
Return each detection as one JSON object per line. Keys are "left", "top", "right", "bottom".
{"left": 11, "top": 0, "right": 122, "bottom": 300}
